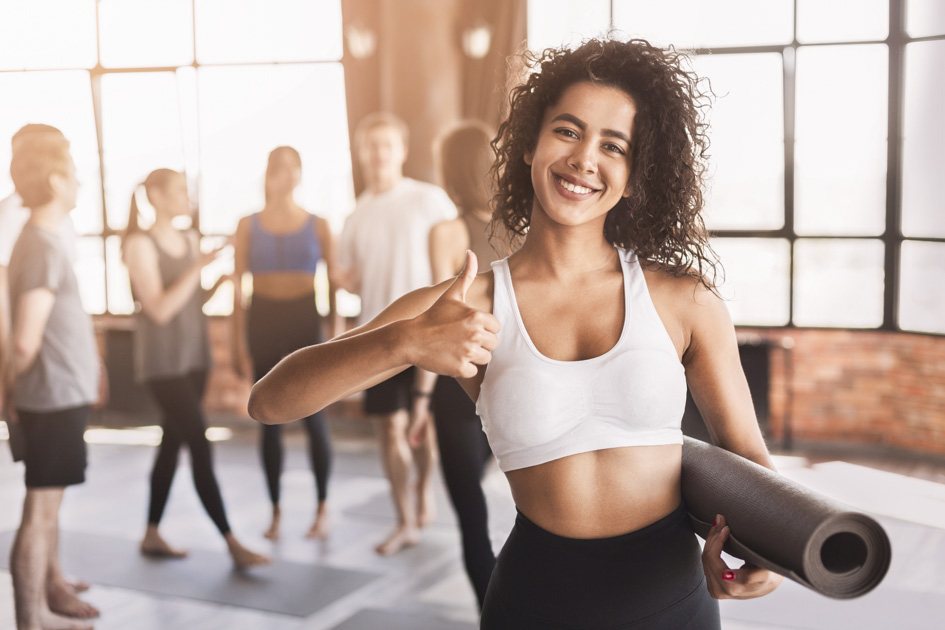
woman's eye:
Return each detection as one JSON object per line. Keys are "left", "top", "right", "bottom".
{"left": 555, "top": 128, "right": 579, "bottom": 139}
{"left": 603, "top": 143, "right": 625, "bottom": 155}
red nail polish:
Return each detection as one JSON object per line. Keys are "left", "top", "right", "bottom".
{"left": 722, "top": 571, "right": 735, "bottom": 581}
{"left": 712, "top": 517, "right": 718, "bottom": 527}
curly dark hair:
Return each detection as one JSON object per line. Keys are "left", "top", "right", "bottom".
{"left": 491, "top": 37, "right": 721, "bottom": 288}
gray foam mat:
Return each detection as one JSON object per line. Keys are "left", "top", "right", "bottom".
{"left": 0, "top": 529, "right": 379, "bottom": 617}
{"left": 330, "top": 609, "right": 477, "bottom": 630}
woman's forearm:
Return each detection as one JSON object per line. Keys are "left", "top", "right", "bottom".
{"left": 249, "top": 318, "right": 411, "bottom": 424}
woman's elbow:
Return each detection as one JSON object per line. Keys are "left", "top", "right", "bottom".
{"left": 248, "top": 381, "right": 280, "bottom": 425}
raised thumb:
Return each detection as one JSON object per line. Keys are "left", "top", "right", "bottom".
{"left": 446, "top": 250, "right": 478, "bottom": 302}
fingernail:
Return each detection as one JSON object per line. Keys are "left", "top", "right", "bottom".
{"left": 722, "top": 571, "right": 735, "bottom": 581}
{"left": 713, "top": 514, "right": 720, "bottom": 527}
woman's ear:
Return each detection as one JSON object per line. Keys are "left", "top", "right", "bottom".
{"left": 524, "top": 150, "right": 533, "bottom": 166}
{"left": 622, "top": 182, "right": 632, "bottom": 198}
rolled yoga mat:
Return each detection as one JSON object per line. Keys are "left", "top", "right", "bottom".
{"left": 680, "top": 437, "right": 891, "bottom": 599}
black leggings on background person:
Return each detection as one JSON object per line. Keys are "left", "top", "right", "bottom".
{"left": 432, "top": 376, "right": 496, "bottom": 609}
{"left": 147, "top": 370, "right": 231, "bottom": 535}
{"left": 249, "top": 294, "right": 332, "bottom": 506}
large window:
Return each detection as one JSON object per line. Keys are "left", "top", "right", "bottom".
{"left": 527, "top": 0, "right": 944, "bottom": 335}
{"left": 0, "top": 0, "right": 352, "bottom": 316}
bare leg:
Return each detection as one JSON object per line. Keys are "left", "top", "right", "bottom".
{"left": 224, "top": 533, "right": 270, "bottom": 569}
{"left": 305, "top": 501, "right": 330, "bottom": 539}
{"left": 139, "top": 525, "right": 188, "bottom": 559}
{"left": 374, "top": 411, "right": 419, "bottom": 556}
{"left": 263, "top": 505, "right": 281, "bottom": 541}
{"left": 46, "top": 520, "right": 99, "bottom": 618}
{"left": 46, "top": 526, "right": 89, "bottom": 595}
{"left": 11, "top": 488, "right": 94, "bottom": 630}
{"left": 412, "top": 418, "right": 439, "bottom": 529}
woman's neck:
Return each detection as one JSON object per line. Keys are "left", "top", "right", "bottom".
{"left": 264, "top": 195, "right": 298, "bottom": 214}
{"left": 514, "top": 204, "right": 616, "bottom": 279}
{"left": 149, "top": 213, "right": 181, "bottom": 237}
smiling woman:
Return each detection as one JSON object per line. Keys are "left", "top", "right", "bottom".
{"left": 249, "top": 36, "right": 782, "bottom": 629}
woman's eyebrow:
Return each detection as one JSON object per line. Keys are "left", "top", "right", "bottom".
{"left": 550, "top": 113, "right": 631, "bottom": 146}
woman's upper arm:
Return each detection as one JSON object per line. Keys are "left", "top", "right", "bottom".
{"left": 233, "top": 216, "right": 250, "bottom": 278}
{"left": 124, "top": 234, "right": 163, "bottom": 314}
{"left": 682, "top": 285, "right": 774, "bottom": 469}
{"left": 428, "top": 220, "right": 466, "bottom": 284}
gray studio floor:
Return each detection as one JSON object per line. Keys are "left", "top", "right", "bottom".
{"left": 1, "top": 416, "right": 944, "bottom": 630}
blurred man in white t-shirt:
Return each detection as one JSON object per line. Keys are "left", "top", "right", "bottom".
{"left": 339, "top": 113, "right": 456, "bottom": 555}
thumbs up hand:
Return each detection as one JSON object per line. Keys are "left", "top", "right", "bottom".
{"left": 404, "top": 251, "right": 500, "bottom": 379}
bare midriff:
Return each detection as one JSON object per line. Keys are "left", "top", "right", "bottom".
{"left": 505, "top": 444, "right": 683, "bottom": 539}
{"left": 250, "top": 272, "right": 318, "bottom": 301}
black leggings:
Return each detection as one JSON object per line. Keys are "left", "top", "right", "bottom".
{"left": 249, "top": 294, "right": 332, "bottom": 506}
{"left": 147, "top": 370, "right": 231, "bottom": 536}
{"left": 432, "top": 376, "right": 495, "bottom": 610}
{"left": 481, "top": 503, "right": 721, "bottom": 629}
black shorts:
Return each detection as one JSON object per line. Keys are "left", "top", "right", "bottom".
{"left": 364, "top": 367, "right": 416, "bottom": 415}
{"left": 17, "top": 405, "right": 90, "bottom": 488}
{"left": 481, "top": 503, "right": 721, "bottom": 629}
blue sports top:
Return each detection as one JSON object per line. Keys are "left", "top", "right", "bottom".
{"left": 476, "top": 247, "right": 686, "bottom": 472}
{"left": 248, "top": 213, "right": 321, "bottom": 273}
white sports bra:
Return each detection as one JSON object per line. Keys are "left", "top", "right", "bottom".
{"left": 476, "top": 247, "right": 686, "bottom": 472}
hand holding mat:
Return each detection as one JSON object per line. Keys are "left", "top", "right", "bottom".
{"left": 681, "top": 437, "right": 891, "bottom": 599}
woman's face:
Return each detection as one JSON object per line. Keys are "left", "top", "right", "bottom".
{"left": 525, "top": 81, "right": 635, "bottom": 231}
{"left": 267, "top": 152, "right": 301, "bottom": 196}
{"left": 153, "top": 173, "right": 190, "bottom": 218}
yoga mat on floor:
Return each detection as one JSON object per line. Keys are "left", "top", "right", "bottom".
{"left": 0, "top": 529, "right": 379, "bottom": 617}
{"left": 681, "top": 437, "right": 891, "bottom": 599}
{"left": 330, "top": 609, "right": 477, "bottom": 630}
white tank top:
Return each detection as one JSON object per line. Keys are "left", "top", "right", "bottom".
{"left": 476, "top": 247, "right": 686, "bottom": 472}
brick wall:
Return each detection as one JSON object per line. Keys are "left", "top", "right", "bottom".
{"left": 741, "top": 328, "right": 945, "bottom": 457}
{"left": 102, "top": 317, "right": 945, "bottom": 455}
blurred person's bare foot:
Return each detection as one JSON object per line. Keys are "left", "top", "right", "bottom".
{"left": 47, "top": 582, "right": 100, "bottom": 619}
{"left": 40, "top": 608, "right": 95, "bottom": 629}
{"left": 140, "top": 526, "right": 188, "bottom": 559}
{"left": 226, "top": 535, "right": 271, "bottom": 569}
{"left": 263, "top": 506, "right": 281, "bottom": 541}
{"left": 65, "top": 578, "right": 90, "bottom": 594}
{"left": 305, "top": 504, "right": 330, "bottom": 539}
{"left": 416, "top": 484, "right": 436, "bottom": 529}
{"left": 375, "top": 524, "right": 419, "bottom": 556}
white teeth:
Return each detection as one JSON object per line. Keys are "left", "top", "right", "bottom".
{"left": 557, "top": 176, "right": 593, "bottom": 194}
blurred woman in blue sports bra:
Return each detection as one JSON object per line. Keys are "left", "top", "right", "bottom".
{"left": 232, "top": 146, "right": 339, "bottom": 540}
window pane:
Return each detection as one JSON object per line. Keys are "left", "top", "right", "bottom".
{"left": 797, "top": 0, "right": 888, "bottom": 43}
{"left": 195, "top": 0, "right": 342, "bottom": 63}
{"left": 200, "top": 236, "right": 234, "bottom": 316}
{"left": 101, "top": 72, "right": 186, "bottom": 231}
{"left": 612, "top": 0, "right": 793, "bottom": 48}
{"left": 693, "top": 53, "right": 784, "bottom": 231}
{"left": 98, "top": 0, "right": 194, "bottom": 68}
{"left": 713, "top": 238, "right": 790, "bottom": 326}
{"left": 526, "top": 0, "right": 610, "bottom": 51}
{"left": 0, "top": 0, "right": 97, "bottom": 70}
{"left": 0, "top": 71, "right": 103, "bottom": 234}
{"left": 907, "top": 0, "right": 945, "bottom": 37}
{"left": 795, "top": 45, "right": 887, "bottom": 236}
{"left": 197, "top": 63, "right": 353, "bottom": 235}
{"left": 902, "top": 41, "right": 945, "bottom": 238}
{"left": 793, "top": 239, "right": 885, "bottom": 328}
{"left": 75, "top": 237, "right": 106, "bottom": 315}
{"left": 106, "top": 236, "right": 133, "bottom": 315}
{"left": 900, "top": 241, "right": 945, "bottom": 334}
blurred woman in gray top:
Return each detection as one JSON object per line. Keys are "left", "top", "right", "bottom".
{"left": 123, "top": 168, "right": 268, "bottom": 569}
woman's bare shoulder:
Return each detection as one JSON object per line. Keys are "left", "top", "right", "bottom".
{"left": 430, "top": 217, "right": 466, "bottom": 242}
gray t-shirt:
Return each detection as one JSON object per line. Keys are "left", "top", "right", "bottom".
{"left": 9, "top": 223, "right": 99, "bottom": 412}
